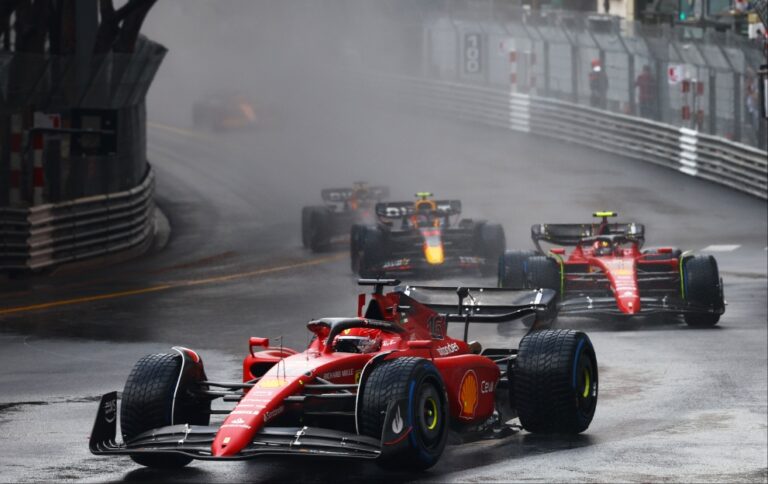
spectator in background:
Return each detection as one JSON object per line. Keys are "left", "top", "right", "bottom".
{"left": 589, "top": 59, "right": 609, "bottom": 109}
{"left": 635, "top": 65, "right": 657, "bottom": 119}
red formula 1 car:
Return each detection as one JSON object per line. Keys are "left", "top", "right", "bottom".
{"left": 90, "top": 280, "right": 598, "bottom": 470}
{"left": 498, "top": 212, "right": 725, "bottom": 327}
{"left": 351, "top": 192, "right": 506, "bottom": 277}
{"left": 302, "top": 183, "right": 389, "bottom": 252}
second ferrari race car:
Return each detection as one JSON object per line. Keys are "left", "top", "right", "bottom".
{"left": 301, "top": 183, "right": 389, "bottom": 252}
{"left": 351, "top": 192, "right": 506, "bottom": 277}
{"left": 498, "top": 211, "right": 725, "bottom": 327}
{"left": 90, "top": 279, "right": 598, "bottom": 471}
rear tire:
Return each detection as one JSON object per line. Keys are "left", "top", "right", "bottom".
{"left": 476, "top": 223, "right": 506, "bottom": 277}
{"left": 359, "top": 357, "right": 448, "bottom": 471}
{"left": 358, "top": 227, "right": 385, "bottom": 278}
{"left": 121, "top": 353, "right": 210, "bottom": 468}
{"left": 350, "top": 224, "right": 364, "bottom": 273}
{"left": 498, "top": 250, "right": 537, "bottom": 289}
{"left": 302, "top": 206, "right": 331, "bottom": 252}
{"left": 526, "top": 256, "right": 561, "bottom": 296}
{"left": 683, "top": 255, "right": 723, "bottom": 327}
{"left": 512, "top": 329, "right": 598, "bottom": 434}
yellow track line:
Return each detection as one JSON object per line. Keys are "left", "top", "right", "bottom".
{"left": 148, "top": 121, "right": 211, "bottom": 141}
{"left": 0, "top": 254, "right": 343, "bottom": 316}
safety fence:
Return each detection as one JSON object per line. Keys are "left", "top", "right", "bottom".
{"left": 364, "top": 74, "right": 767, "bottom": 199}
{"left": 0, "top": 166, "right": 155, "bottom": 272}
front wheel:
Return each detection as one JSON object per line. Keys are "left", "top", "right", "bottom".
{"left": 121, "top": 352, "right": 210, "bottom": 468}
{"left": 358, "top": 357, "right": 448, "bottom": 470}
{"left": 511, "top": 329, "right": 598, "bottom": 434}
{"left": 683, "top": 255, "right": 723, "bottom": 327}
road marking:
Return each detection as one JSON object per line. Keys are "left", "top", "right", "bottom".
{"left": 0, "top": 254, "right": 344, "bottom": 316}
{"left": 148, "top": 121, "right": 211, "bottom": 141}
{"left": 700, "top": 245, "right": 741, "bottom": 252}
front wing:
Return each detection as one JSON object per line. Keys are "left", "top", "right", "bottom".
{"left": 89, "top": 392, "right": 381, "bottom": 461}
{"left": 559, "top": 295, "right": 725, "bottom": 316}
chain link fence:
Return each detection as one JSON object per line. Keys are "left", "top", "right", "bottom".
{"left": 417, "top": 4, "right": 766, "bottom": 149}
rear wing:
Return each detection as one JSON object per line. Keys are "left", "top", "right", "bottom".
{"left": 320, "top": 186, "right": 389, "bottom": 204}
{"left": 396, "top": 285, "right": 556, "bottom": 323}
{"left": 375, "top": 200, "right": 462, "bottom": 219}
{"left": 531, "top": 222, "right": 645, "bottom": 252}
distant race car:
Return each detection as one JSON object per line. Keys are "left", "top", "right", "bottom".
{"left": 90, "top": 279, "right": 597, "bottom": 470}
{"left": 498, "top": 212, "right": 725, "bottom": 327}
{"left": 192, "top": 92, "right": 258, "bottom": 131}
{"left": 302, "top": 183, "right": 389, "bottom": 252}
{"left": 351, "top": 192, "right": 505, "bottom": 277}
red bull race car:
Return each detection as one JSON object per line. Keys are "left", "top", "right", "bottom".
{"left": 90, "top": 280, "right": 597, "bottom": 470}
{"left": 301, "top": 183, "right": 389, "bottom": 252}
{"left": 351, "top": 193, "right": 506, "bottom": 277}
{"left": 498, "top": 212, "right": 725, "bottom": 327}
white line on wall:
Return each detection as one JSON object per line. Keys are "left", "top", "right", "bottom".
{"left": 700, "top": 244, "right": 741, "bottom": 252}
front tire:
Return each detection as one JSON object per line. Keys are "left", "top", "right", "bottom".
{"left": 512, "top": 329, "right": 598, "bottom": 434}
{"left": 359, "top": 357, "right": 448, "bottom": 470}
{"left": 121, "top": 353, "right": 210, "bottom": 468}
{"left": 683, "top": 255, "right": 723, "bottom": 327}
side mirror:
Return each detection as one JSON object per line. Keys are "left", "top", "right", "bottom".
{"left": 249, "top": 337, "right": 269, "bottom": 356}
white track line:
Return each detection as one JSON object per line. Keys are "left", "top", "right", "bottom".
{"left": 700, "top": 244, "right": 741, "bottom": 252}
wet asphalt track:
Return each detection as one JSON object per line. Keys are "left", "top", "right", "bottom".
{"left": 0, "top": 100, "right": 766, "bottom": 483}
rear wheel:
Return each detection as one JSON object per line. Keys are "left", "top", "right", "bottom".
{"left": 359, "top": 357, "right": 448, "bottom": 470}
{"left": 476, "top": 223, "right": 506, "bottom": 277}
{"left": 350, "top": 224, "right": 364, "bottom": 273}
{"left": 498, "top": 250, "right": 537, "bottom": 289}
{"left": 511, "top": 329, "right": 597, "bottom": 434}
{"left": 683, "top": 255, "right": 723, "bottom": 327}
{"left": 121, "top": 353, "right": 210, "bottom": 468}
{"left": 358, "top": 227, "right": 385, "bottom": 278}
{"left": 526, "top": 256, "right": 561, "bottom": 296}
{"left": 302, "top": 206, "right": 331, "bottom": 252}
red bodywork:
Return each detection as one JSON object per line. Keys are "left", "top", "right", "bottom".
{"left": 554, "top": 240, "right": 679, "bottom": 315}
{"left": 212, "top": 289, "right": 501, "bottom": 457}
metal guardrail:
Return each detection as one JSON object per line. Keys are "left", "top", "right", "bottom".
{"left": 366, "top": 74, "right": 767, "bottom": 200}
{"left": 0, "top": 167, "right": 155, "bottom": 272}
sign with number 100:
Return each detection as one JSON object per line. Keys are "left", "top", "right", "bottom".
{"left": 464, "top": 33, "right": 482, "bottom": 74}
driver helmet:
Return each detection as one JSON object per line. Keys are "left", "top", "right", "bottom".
{"left": 593, "top": 239, "right": 613, "bottom": 256}
{"left": 333, "top": 335, "right": 381, "bottom": 354}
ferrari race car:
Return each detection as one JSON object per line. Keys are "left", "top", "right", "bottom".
{"left": 498, "top": 212, "right": 725, "bottom": 327}
{"left": 302, "top": 183, "right": 389, "bottom": 252}
{"left": 90, "top": 279, "right": 598, "bottom": 470}
{"left": 192, "top": 92, "right": 258, "bottom": 131}
{"left": 350, "top": 192, "right": 506, "bottom": 277}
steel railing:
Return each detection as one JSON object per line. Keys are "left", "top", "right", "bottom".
{"left": 0, "top": 166, "right": 155, "bottom": 271}
{"left": 365, "top": 74, "right": 767, "bottom": 200}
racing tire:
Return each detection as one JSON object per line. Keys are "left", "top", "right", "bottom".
{"left": 498, "top": 250, "right": 537, "bottom": 289}
{"left": 358, "top": 227, "right": 385, "bottom": 278}
{"left": 350, "top": 224, "right": 365, "bottom": 273}
{"left": 683, "top": 255, "right": 723, "bottom": 327}
{"left": 121, "top": 353, "right": 210, "bottom": 468}
{"left": 359, "top": 357, "right": 448, "bottom": 471}
{"left": 526, "top": 256, "right": 561, "bottom": 297}
{"left": 511, "top": 329, "right": 597, "bottom": 434}
{"left": 303, "top": 206, "right": 331, "bottom": 252}
{"left": 477, "top": 223, "right": 506, "bottom": 277}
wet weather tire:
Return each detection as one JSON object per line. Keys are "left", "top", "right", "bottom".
{"left": 302, "top": 206, "right": 331, "bottom": 252}
{"left": 121, "top": 353, "right": 210, "bottom": 468}
{"left": 477, "top": 223, "right": 506, "bottom": 277}
{"left": 526, "top": 256, "right": 561, "bottom": 296}
{"left": 358, "top": 228, "right": 385, "bottom": 278}
{"left": 359, "top": 357, "right": 448, "bottom": 470}
{"left": 683, "top": 255, "right": 723, "bottom": 327}
{"left": 498, "top": 250, "right": 537, "bottom": 289}
{"left": 512, "top": 329, "right": 598, "bottom": 434}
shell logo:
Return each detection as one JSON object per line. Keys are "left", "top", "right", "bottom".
{"left": 458, "top": 370, "right": 479, "bottom": 419}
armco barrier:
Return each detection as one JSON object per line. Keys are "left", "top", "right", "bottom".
{"left": 365, "top": 75, "right": 767, "bottom": 200}
{"left": 0, "top": 166, "right": 155, "bottom": 272}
